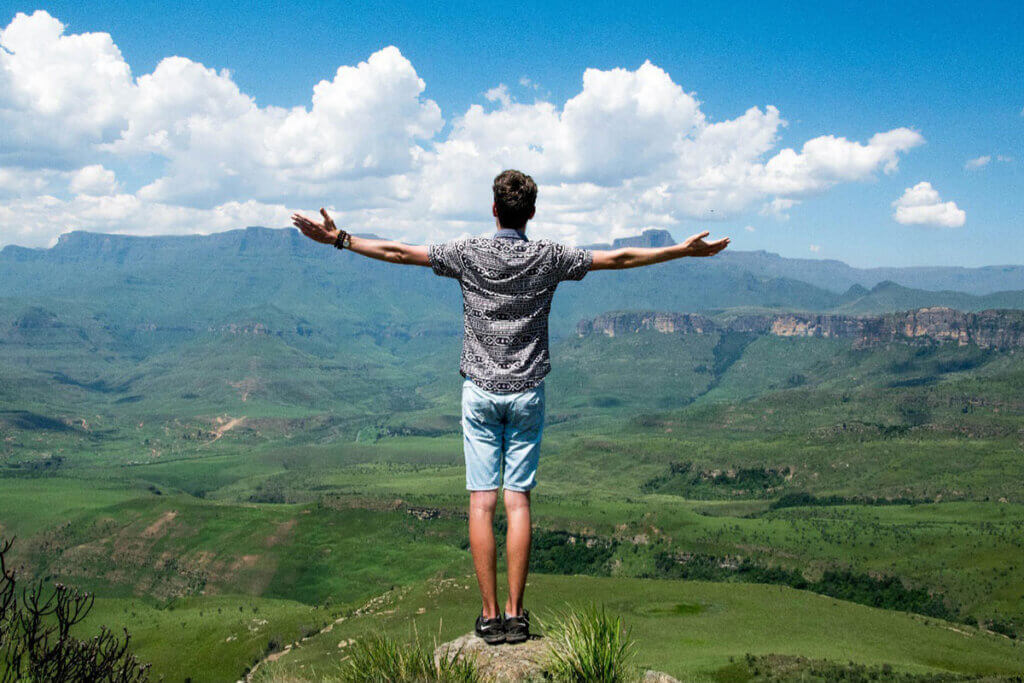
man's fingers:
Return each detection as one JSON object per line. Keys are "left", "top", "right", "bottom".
{"left": 687, "top": 235, "right": 730, "bottom": 257}
{"left": 292, "top": 216, "right": 320, "bottom": 237}
{"left": 294, "top": 215, "right": 319, "bottom": 232}
{"left": 292, "top": 213, "right": 320, "bottom": 228}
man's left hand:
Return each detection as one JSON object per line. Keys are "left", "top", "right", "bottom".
{"left": 292, "top": 208, "right": 340, "bottom": 244}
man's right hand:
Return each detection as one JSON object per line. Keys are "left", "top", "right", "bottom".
{"left": 682, "top": 230, "right": 730, "bottom": 257}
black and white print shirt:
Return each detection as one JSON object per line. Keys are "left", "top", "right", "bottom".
{"left": 428, "top": 229, "right": 592, "bottom": 393}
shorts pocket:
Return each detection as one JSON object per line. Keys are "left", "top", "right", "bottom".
{"left": 511, "top": 389, "right": 545, "bottom": 432}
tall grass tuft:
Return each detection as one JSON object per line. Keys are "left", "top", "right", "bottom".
{"left": 337, "top": 631, "right": 478, "bottom": 683}
{"left": 543, "top": 604, "right": 636, "bottom": 682}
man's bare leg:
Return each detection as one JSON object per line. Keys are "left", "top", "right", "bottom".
{"left": 503, "top": 489, "right": 531, "bottom": 617}
{"left": 469, "top": 490, "right": 500, "bottom": 619}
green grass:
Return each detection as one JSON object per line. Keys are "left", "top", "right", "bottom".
{"left": 544, "top": 604, "right": 637, "bottom": 682}
{"left": 331, "top": 632, "right": 478, "bottom": 683}
{"left": 0, "top": 477, "right": 144, "bottom": 537}
{"left": 257, "top": 573, "right": 1024, "bottom": 682}
{"left": 80, "top": 595, "right": 331, "bottom": 681}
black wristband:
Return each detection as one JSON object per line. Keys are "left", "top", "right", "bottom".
{"left": 333, "top": 230, "right": 350, "bottom": 250}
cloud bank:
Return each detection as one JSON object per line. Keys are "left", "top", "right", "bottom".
{"left": 0, "top": 10, "right": 926, "bottom": 247}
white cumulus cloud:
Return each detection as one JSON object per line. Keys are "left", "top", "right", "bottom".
{"left": 759, "top": 197, "right": 799, "bottom": 220}
{"left": 0, "top": 11, "right": 134, "bottom": 167}
{"left": 892, "top": 182, "right": 966, "bottom": 228}
{"left": 0, "top": 10, "right": 929, "bottom": 248}
{"left": 69, "top": 165, "right": 120, "bottom": 195}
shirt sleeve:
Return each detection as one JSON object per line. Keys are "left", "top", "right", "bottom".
{"left": 553, "top": 243, "right": 593, "bottom": 282}
{"left": 428, "top": 240, "right": 464, "bottom": 279}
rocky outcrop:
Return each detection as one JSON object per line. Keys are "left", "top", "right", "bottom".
{"left": 433, "top": 633, "right": 680, "bottom": 682}
{"left": 576, "top": 307, "right": 1024, "bottom": 350}
{"left": 581, "top": 228, "right": 676, "bottom": 251}
{"left": 576, "top": 311, "right": 717, "bottom": 337}
{"left": 879, "top": 307, "right": 1024, "bottom": 348}
{"left": 435, "top": 633, "right": 549, "bottom": 682}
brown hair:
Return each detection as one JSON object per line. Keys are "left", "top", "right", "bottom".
{"left": 492, "top": 169, "right": 537, "bottom": 230}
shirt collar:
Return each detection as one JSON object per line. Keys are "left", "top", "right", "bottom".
{"left": 494, "top": 228, "right": 528, "bottom": 241}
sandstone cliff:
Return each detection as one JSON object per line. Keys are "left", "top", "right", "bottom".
{"left": 576, "top": 307, "right": 1024, "bottom": 350}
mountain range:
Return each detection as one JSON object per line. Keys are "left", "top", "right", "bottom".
{"left": 3, "top": 227, "right": 1024, "bottom": 346}
{"left": 583, "top": 229, "right": 1024, "bottom": 295}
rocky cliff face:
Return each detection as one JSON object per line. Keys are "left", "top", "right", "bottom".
{"left": 576, "top": 307, "right": 1024, "bottom": 350}
{"left": 576, "top": 311, "right": 716, "bottom": 337}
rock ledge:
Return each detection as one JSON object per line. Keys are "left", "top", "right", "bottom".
{"left": 435, "top": 632, "right": 549, "bottom": 681}
{"left": 434, "top": 632, "right": 679, "bottom": 682}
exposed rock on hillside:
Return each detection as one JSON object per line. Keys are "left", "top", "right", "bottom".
{"left": 435, "top": 633, "right": 549, "bottom": 682}
{"left": 433, "top": 633, "right": 680, "bottom": 682}
{"left": 576, "top": 307, "right": 1024, "bottom": 350}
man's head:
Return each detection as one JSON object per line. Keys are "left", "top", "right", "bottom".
{"left": 492, "top": 169, "right": 537, "bottom": 231}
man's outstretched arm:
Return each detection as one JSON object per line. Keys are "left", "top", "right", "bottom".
{"left": 292, "top": 209, "right": 431, "bottom": 266}
{"left": 590, "top": 230, "right": 730, "bottom": 270}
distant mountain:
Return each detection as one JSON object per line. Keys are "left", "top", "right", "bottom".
{"left": 0, "top": 228, "right": 464, "bottom": 333}
{"left": 581, "top": 228, "right": 677, "bottom": 250}
{"left": 715, "top": 249, "right": 1024, "bottom": 295}
{"left": 833, "top": 281, "right": 1024, "bottom": 314}
{"left": 0, "top": 227, "right": 840, "bottom": 339}
{"left": 578, "top": 228, "right": 1024, "bottom": 295}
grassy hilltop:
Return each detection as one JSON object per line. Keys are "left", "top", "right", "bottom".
{"left": 2, "top": 229, "right": 1024, "bottom": 680}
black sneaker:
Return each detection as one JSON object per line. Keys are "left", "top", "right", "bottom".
{"left": 475, "top": 614, "right": 505, "bottom": 645}
{"left": 503, "top": 610, "right": 529, "bottom": 644}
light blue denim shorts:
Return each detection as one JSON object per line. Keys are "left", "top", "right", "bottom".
{"left": 461, "top": 378, "right": 545, "bottom": 492}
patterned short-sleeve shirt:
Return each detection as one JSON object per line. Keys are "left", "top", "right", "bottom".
{"left": 428, "top": 229, "right": 592, "bottom": 393}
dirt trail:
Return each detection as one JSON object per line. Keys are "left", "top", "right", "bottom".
{"left": 209, "top": 416, "right": 245, "bottom": 444}
{"left": 142, "top": 511, "right": 177, "bottom": 538}
{"left": 241, "top": 588, "right": 399, "bottom": 682}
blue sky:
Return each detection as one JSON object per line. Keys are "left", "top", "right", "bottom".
{"left": 0, "top": 0, "right": 1020, "bottom": 267}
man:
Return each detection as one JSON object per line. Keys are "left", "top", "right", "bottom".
{"left": 292, "top": 169, "right": 730, "bottom": 645}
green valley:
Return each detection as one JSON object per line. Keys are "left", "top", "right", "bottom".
{"left": 2, "top": 228, "right": 1023, "bottom": 681}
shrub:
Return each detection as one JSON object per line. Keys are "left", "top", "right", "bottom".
{"left": 0, "top": 537, "right": 151, "bottom": 682}
{"left": 543, "top": 605, "right": 635, "bottom": 682}
{"left": 338, "top": 631, "right": 478, "bottom": 682}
